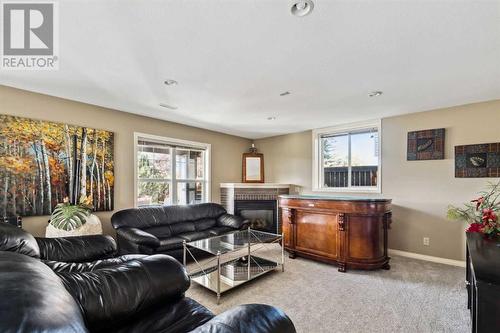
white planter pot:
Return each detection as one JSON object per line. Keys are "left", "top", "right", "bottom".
{"left": 45, "top": 214, "right": 103, "bottom": 238}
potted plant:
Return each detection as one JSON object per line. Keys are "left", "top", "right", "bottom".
{"left": 447, "top": 182, "right": 500, "bottom": 238}
{"left": 45, "top": 195, "right": 102, "bottom": 237}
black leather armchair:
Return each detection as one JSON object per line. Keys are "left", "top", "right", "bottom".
{"left": 0, "top": 222, "right": 296, "bottom": 333}
{"left": 112, "top": 203, "right": 249, "bottom": 259}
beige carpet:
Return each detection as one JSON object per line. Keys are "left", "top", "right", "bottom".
{"left": 186, "top": 254, "right": 470, "bottom": 333}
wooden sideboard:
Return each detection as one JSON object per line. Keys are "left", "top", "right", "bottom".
{"left": 279, "top": 195, "right": 392, "bottom": 272}
{"left": 466, "top": 233, "right": 500, "bottom": 333}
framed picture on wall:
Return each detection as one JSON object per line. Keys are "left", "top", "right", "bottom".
{"left": 0, "top": 114, "right": 115, "bottom": 217}
{"left": 407, "top": 128, "right": 445, "bottom": 161}
{"left": 242, "top": 152, "right": 264, "bottom": 183}
{"left": 455, "top": 143, "right": 500, "bottom": 178}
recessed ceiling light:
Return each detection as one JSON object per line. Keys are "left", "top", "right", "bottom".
{"left": 164, "top": 79, "right": 178, "bottom": 86}
{"left": 159, "top": 103, "right": 178, "bottom": 110}
{"left": 291, "top": 1, "right": 314, "bottom": 17}
{"left": 280, "top": 91, "right": 291, "bottom": 96}
{"left": 368, "top": 91, "right": 383, "bottom": 97}
{"left": 267, "top": 116, "right": 277, "bottom": 120}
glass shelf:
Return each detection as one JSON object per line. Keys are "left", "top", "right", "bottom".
{"left": 184, "top": 228, "right": 283, "bottom": 304}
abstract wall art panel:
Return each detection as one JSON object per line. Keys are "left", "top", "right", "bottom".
{"left": 455, "top": 143, "right": 500, "bottom": 178}
{"left": 0, "top": 114, "right": 114, "bottom": 217}
{"left": 407, "top": 128, "right": 445, "bottom": 161}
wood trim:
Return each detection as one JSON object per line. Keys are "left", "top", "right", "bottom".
{"left": 388, "top": 249, "right": 466, "bottom": 267}
{"left": 242, "top": 152, "right": 264, "bottom": 183}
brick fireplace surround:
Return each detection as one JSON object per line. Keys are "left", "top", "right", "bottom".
{"left": 220, "top": 183, "right": 291, "bottom": 234}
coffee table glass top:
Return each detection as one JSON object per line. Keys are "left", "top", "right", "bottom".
{"left": 186, "top": 229, "right": 280, "bottom": 255}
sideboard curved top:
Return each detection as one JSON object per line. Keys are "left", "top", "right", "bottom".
{"left": 278, "top": 194, "right": 392, "bottom": 272}
{"left": 279, "top": 194, "right": 391, "bottom": 202}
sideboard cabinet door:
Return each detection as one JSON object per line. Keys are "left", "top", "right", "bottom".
{"left": 345, "top": 215, "right": 384, "bottom": 262}
{"left": 294, "top": 211, "right": 339, "bottom": 260}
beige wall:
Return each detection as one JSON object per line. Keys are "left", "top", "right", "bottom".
{"left": 255, "top": 100, "right": 500, "bottom": 261}
{"left": 0, "top": 85, "right": 250, "bottom": 236}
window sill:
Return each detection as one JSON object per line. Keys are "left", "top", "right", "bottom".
{"left": 312, "top": 187, "right": 381, "bottom": 194}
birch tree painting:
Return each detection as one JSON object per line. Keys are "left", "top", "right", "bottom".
{"left": 0, "top": 115, "right": 114, "bottom": 217}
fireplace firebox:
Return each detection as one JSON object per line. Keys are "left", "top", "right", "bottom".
{"left": 220, "top": 183, "right": 291, "bottom": 234}
{"left": 234, "top": 200, "right": 277, "bottom": 234}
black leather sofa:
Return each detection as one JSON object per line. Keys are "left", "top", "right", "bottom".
{"left": 111, "top": 203, "right": 248, "bottom": 259}
{"left": 0, "top": 222, "right": 296, "bottom": 333}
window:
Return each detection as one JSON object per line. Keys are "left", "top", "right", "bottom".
{"left": 312, "top": 120, "right": 381, "bottom": 192}
{"left": 134, "top": 133, "right": 211, "bottom": 206}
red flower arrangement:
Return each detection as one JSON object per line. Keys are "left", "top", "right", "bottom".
{"left": 466, "top": 223, "right": 483, "bottom": 233}
{"left": 448, "top": 182, "right": 500, "bottom": 238}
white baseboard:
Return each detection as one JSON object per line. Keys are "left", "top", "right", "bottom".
{"left": 388, "top": 249, "right": 466, "bottom": 268}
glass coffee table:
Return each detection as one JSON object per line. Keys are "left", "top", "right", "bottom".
{"left": 183, "top": 228, "right": 284, "bottom": 304}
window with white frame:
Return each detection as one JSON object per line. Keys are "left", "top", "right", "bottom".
{"left": 134, "top": 133, "right": 210, "bottom": 206}
{"left": 312, "top": 121, "right": 381, "bottom": 192}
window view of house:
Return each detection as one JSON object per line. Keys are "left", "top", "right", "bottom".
{"left": 136, "top": 136, "right": 208, "bottom": 206}
{"left": 320, "top": 127, "right": 379, "bottom": 190}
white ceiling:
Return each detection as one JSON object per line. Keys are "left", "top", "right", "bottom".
{"left": 1, "top": 0, "right": 500, "bottom": 139}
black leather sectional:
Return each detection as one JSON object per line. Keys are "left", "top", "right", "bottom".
{"left": 111, "top": 203, "right": 248, "bottom": 259}
{"left": 0, "top": 222, "right": 295, "bottom": 333}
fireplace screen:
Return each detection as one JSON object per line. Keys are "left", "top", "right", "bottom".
{"left": 240, "top": 210, "right": 274, "bottom": 231}
{"left": 234, "top": 200, "right": 278, "bottom": 234}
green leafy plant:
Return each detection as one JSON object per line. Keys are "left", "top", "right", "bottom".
{"left": 447, "top": 181, "right": 500, "bottom": 237}
{"left": 49, "top": 196, "right": 93, "bottom": 231}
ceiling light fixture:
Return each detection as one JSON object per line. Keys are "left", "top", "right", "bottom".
{"left": 280, "top": 91, "right": 291, "bottom": 96}
{"left": 368, "top": 91, "right": 383, "bottom": 97}
{"left": 291, "top": 0, "right": 314, "bottom": 17}
{"left": 159, "top": 103, "right": 178, "bottom": 110}
{"left": 267, "top": 116, "right": 277, "bottom": 120}
{"left": 164, "top": 79, "right": 178, "bottom": 86}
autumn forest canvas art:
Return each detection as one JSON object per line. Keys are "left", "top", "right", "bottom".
{"left": 0, "top": 115, "right": 114, "bottom": 217}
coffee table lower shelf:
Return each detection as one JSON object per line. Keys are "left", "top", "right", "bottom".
{"left": 190, "top": 255, "right": 280, "bottom": 303}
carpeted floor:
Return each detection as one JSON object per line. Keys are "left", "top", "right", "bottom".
{"left": 186, "top": 253, "right": 470, "bottom": 333}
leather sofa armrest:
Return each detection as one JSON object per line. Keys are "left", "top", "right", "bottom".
{"left": 57, "top": 254, "right": 190, "bottom": 332}
{"left": 36, "top": 235, "right": 117, "bottom": 262}
{"left": 116, "top": 227, "right": 160, "bottom": 248}
{"left": 189, "top": 304, "right": 296, "bottom": 333}
{"left": 0, "top": 222, "right": 41, "bottom": 258}
{"left": 217, "top": 214, "right": 249, "bottom": 229}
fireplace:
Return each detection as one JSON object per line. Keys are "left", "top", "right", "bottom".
{"left": 234, "top": 200, "right": 277, "bottom": 234}
{"left": 220, "top": 183, "right": 291, "bottom": 234}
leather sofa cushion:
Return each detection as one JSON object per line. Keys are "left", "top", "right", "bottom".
{"left": 170, "top": 221, "right": 196, "bottom": 235}
{"left": 162, "top": 203, "right": 227, "bottom": 224}
{"left": 146, "top": 225, "right": 173, "bottom": 238}
{"left": 36, "top": 235, "right": 117, "bottom": 262}
{"left": 194, "top": 218, "right": 217, "bottom": 231}
{"left": 190, "top": 304, "right": 296, "bottom": 333}
{"left": 178, "top": 231, "right": 212, "bottom": 242}
{"left": 157, "top": 237, "right": 185, "bottom": 251}
{"left": 0, "top": 222, "right": 40, "bottom": 258}
{"left": 111, "top": 206, "right": 169, "bottom": 229}
{"left": 209, "top": 226, "right": 235, "bottom": 236}
{"left": 112, "top": 297, "right": 214, "bottom": 333}
{"left": 45, "top": 254, "right": 148, "bottom": 273}
{"left": 0, "top": 252, "right": 86, "bottom": 332}
{"left": 111, "top": 203, "right": 227, "bottom": 229}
